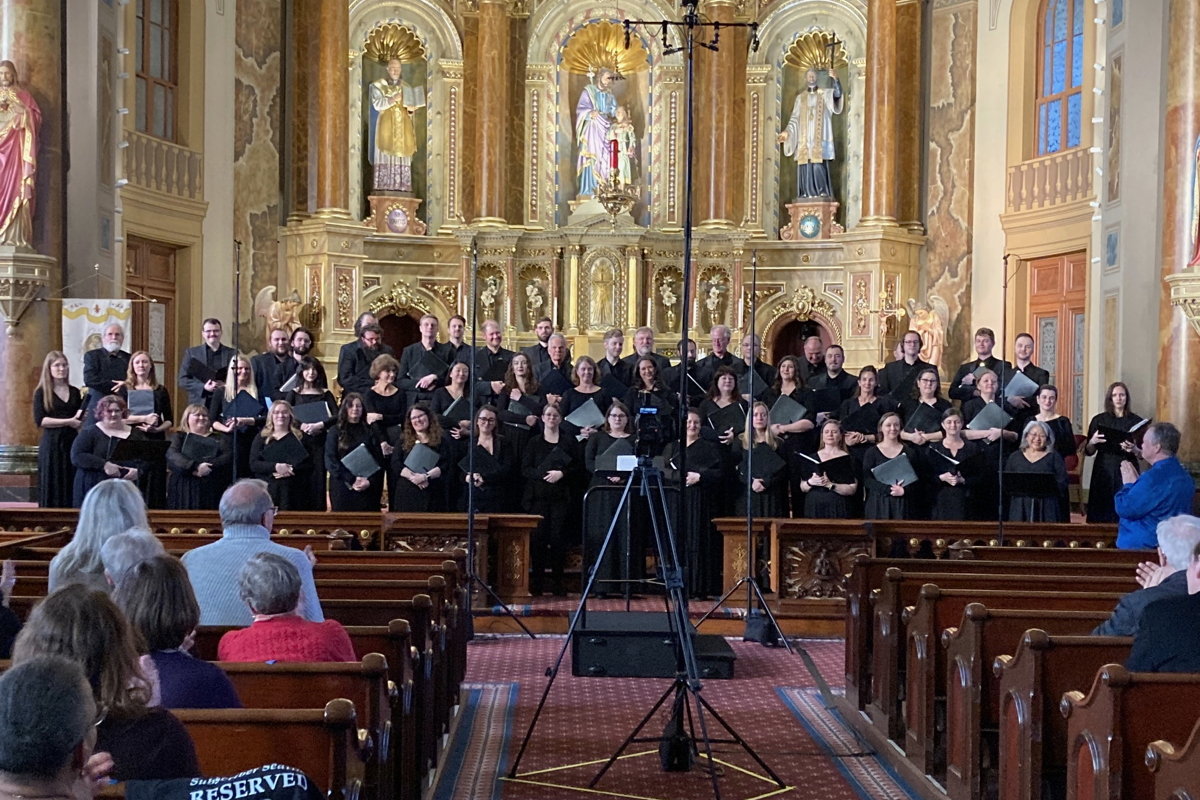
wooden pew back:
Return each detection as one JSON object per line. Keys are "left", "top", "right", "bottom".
{"left": 1147, "top": 716, "right": 1200, "bottom": 800}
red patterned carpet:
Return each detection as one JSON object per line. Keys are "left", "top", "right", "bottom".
{"left": 434, "top": 634, "right": 919, "bottom": 800}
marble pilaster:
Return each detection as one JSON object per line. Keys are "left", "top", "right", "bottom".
{"left": 861, "top": 0, "right": 898, "bottom": 225}
{"left": 314, "top": 0, "right": 349, "bottom": 216}
{"left": 895, "top": 0, "right": 923, "bottom": 233}
{"left": 474, "top": 0, "right": 509, "bottom": 224}
{"left": 694, "top": 0, "right": 742, "bottom": 228}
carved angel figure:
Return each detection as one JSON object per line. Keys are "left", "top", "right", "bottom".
{"left": 525, "top": 280, "right": 545, "bottom": 327}
{"left": 254, "top": 286, "right": 304, "bottom": 344}
{"left": 906, "top": 295, "right": 949, "bottom": 370}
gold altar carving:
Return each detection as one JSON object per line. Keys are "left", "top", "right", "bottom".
{"left": 785, "top": 30, "right": 850, "bottom": 72}
{"left": 368, "top": 279, "right": 427, "bottom": 318}
{"left": 1165, "top": 268, "right": 1200, "bottom": 340}
{"left": 363, "top": 22, "right": 427, "bottom": 64}
{"left": 561, "top": 21, "right": 650, "bottom": 76}
{"left": 771, "top": 285, "right": 837, "bottom": 324}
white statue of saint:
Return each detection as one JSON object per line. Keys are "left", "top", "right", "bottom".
{"left": 777, "top": 68, "right": 843, "bottom": 199}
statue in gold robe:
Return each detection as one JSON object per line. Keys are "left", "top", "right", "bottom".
{"left": 369, "top": 58, "right": 425, "bottom": 194}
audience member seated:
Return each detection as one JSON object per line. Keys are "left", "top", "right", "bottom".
{"left": 49, "top": 478, "right": 149, "bottom": 592}
{"left": 114, "top": 555, "right": 242, "bottom": 709}
{"left": 0, "top": 561, "right": 18, "bottom": 659}
{"left": 0, "top": 657, "right": 112, "bottom": 800}
{"left": 217, "top": 553, "right": 356, "bottom": 663}
{"left": 1126, "top": 538, "right": 1200, "bottom": 673}
{"left": 12, "top": 585, "right": 201, "bottom": 781}
{"left": 182, "top": 479, "right": 323, "bottom": 626}
{"left": 98, "top": 528, "right": 165, "bottom": 591}
{"left": 1093, "top": 515, "right": 1200, "bottom": 637}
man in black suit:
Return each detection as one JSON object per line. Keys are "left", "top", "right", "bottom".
{"left": 664, "top": 338, "right": 704, "bottom": 407}
{"left": 695, "top": 325, "right": 741, "bottom": 389}
{"left": 798, "top": 336, "right": 826, "bottom": 384}
{"left": 597, "top": 328, "right": 632, "bottom": 387}
{"left": 522, "top": 317, "right": 552, "bottom": 366}
{"left": 1094, "top": 515, "right": 1200, "bottom": 637}
{"left": 948, "top": 327, "right": 1012, "bottom": 403}
{"left": 447, "top": 314, "right": 472, "bottom": 363}
{"left": 470, "top": 319, "right": 515, "bottom": 402}
{"left": 251, "top": 326, "right": 295, "bottom": 401}
{"left": 397, "top": 314, "right": 454, "bottom": 405}
{"left": 621, "top": 326, "right": 671, "bottom": 376}
{"left": 83, "top": 322, "right": 132, "bottom": 419}
{"left": 178, "top": 318, "right": 236, "bottom": 406}
{"left": 877, "top": 331, "right": 935, "bottom": 401}
{"left": 738, "top": 333, "right": 776, "bottom": 402}
{"left": 1006, "top": 332, "right": 1050, "bottom": 408}
{"left": 533, "top": 333, "right": 573, "bottom": 404}
{"left": 337, "top": 313, "right": 395, "bottom": 395}
{"left": 1126, "top": 533, "right": 1200, "bottom": 673}
{"left": 807, "top": 344, "right": 858, "bottom": 419}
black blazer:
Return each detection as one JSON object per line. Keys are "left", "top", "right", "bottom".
{"left": 82, "top": 348, "right": 131, "bottom": 411}
{"left": 1126, "top": 591, "right": 1200, "bottom": 673}
{"left": 337, "top": 340, "right": 396, "bottom": 396}
{"left": 178, "top": 343, "right": 236, "bottom": 406}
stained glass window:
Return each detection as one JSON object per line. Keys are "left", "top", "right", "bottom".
{"left": 1037, "top": 0, "right": 1084, "bottom": 155}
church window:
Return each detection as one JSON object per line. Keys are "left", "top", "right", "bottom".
{"left": 135, "top": 0, "right": 177, "bottom": 141}
{"left": 1037, "top": 0, "right": 1084, "bottom": 155}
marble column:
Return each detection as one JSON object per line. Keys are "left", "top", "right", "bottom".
{"left": 1156, "top": 0, "right": 1200, "bottom": 462}
{"left": 895, "top": 0, "right": 923, "bottom": 232}
{"left": 861, "top": 0, "right": 899, "bottom": 225}
{"left": 0, "top": 0, "right": 61, "bottom": 495}
{"left": 695, "top": 0, "right": 741, "bottom": 228}
{"left": 473, "top": 0, "right": 509, "bottom": 224}
{"left": 314, "top": 0, "right": 348, "bottom": 216}
{"left": 285, "top": 0, "right": 314, "bottom": 219}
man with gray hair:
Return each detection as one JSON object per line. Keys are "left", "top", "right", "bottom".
{"left": 696, "top": 324, "right": 742, "bottom": 390}
{"left": 1092, "top": 514, "right": 1200, "bottom": 636}
{"left": 621, "top": 326, "right": 670, "bottom": 375}
{"left": 1115, "top": 422, "right": 1196, "bottom": 549}
{"left": 81, "top": 322, "right": 131, "bottom": 418}
{"left": 99, "top": 529, "right": 166, "bottom": 590}
{"left": 181, "top": 479, "right": 323, "bottom": 626}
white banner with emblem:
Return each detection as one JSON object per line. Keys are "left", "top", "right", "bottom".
{"left": 61, "top": 299, "right": 132, "bottom": 388}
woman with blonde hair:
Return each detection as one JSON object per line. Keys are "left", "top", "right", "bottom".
{"left": 165, "top": 403, "right": 231, "bottom": 509}
{"left": 209, "top": 355, "right": 266, "bottom": 481}
{"left": 32, "top": 350, "right": 82, "bottom": 508}
{"left": 248, "top": 400, "right": 310, "bottom": 510}
{"left": 730, "top": 401, "right": 788, "bottom": 517}
{"left": 114, "top": 350, "right": 172, "bottom": 507}
{"left": 49, "top": 478, "right": 148, "bottom": 592}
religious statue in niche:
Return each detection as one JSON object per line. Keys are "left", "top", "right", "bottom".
{"left": 1188, "top": 133, "right": 1200, "bottom": 268}
{"left": 589, "top": 258, "right": 616, "bottom": 328}
{"left": 480, "top": 276, "right": 500, "bottom": 320}
{"left": 607, "top": 106, "right": 637, "bottom": 186}
{"left": 0, "top": 61, "right": 41, "bottom": 249}
{"left": 778, "top": 68, "right": 843, "bottom": 199}
{"left": 525, "top": 279, "right": 545, "bottom": 327}
{"left": 659, "top": 277, "right": 678, "bottom": 331}
{"left": 576, "top": 68, "right": 618, "bottom": 196}
{"left": 705, "top": 282, "right": 727, "bottom": 330}
{"left": 370, "top": 58, "right": 426, "bottom": 194}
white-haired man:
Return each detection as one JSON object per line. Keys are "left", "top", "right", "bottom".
{"left": 1093, "top": 514, "right": 1200, "bottom": 637}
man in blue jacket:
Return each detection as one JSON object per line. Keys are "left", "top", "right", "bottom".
{"left": 1115, "top": 422, "right": 1195, "bottom": 549}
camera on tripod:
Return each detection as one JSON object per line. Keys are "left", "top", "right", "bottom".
{"left": 633, "top": 392, "right": 665, "bottom": 457}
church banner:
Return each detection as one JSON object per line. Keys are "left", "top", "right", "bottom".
{"left": 61, "top": 299, "right": 132, "bottom": 386}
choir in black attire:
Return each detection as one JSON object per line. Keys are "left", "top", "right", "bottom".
{"left": 33, "top": 363, "right": 82, "bottom": 508}
{"left": 325, "top": 394, "right": 386, "bottom": 512}
{"left": 522, "top": 405, "right": 583, "bottom": 596}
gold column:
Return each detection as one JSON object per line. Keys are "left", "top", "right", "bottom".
{"left": 314, "top": 0, "right": 349, "bottom": 216}
{"left": 895, "top": 0, "right": 923, "bottom": 232}
{"left": 474, "top": 0, "right": 510, "bottom": 224}
{"left": 695, "top": 0, "right": 740, "bottom": 228}
{"left": 1157, "top": 0, "right": 1200, "bottom": 461}
{"left": 861, "top": 0, "right": 899, "bottom": 225}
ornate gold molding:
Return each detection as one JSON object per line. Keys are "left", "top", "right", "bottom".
{"left": 1166, "top": 268, "right": 1200, "bottom": 339}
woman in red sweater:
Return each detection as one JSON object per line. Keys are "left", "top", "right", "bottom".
{"left": 217, "top": 552, "right": 355, "bottom": 662}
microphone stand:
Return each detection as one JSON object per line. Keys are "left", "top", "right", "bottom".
{"left": 232, "top": 239, "right": 242, "bottom": 481}
{"left": 996, "top": 254, "right": 1020, "bottom": 545}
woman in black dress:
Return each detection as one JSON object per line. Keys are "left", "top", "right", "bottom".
{"left": 699, "top": 366, "right": 747, "bottom": 446}
{"left": 285, "top": 356, "right": 337, "bottom": 511}
{"left": 900, "top": 368, "right": 949, "bottom": 446}
{"left": 33, "top": 351, "right": 82, "bottom": 508}
{"left": 522, "top": 403, "right": 583, "bottom": 596}
{"left": 249, "top": 401, "right": 310, "bottom": 511}
{"left": 115, "top": 351, "right": 173, "bottom": 508}
{"left": 166, "top": 404, "right": 231, "bottom": 510}
{"left": 561, "top": 356, "right": 610, "bottom": 441}
{"left": 325, "top": 393, "right": 384, "bottom": 512}
{"left": 431, "top": 361, "right": 471, "bottom": 438}
{"left": 495, "top": 353, "right": 545, "bottom": 458}
{"left": 862, "top": 412, "right": 915, "bottom": 520}
{"left": 461, "top": 405, "right": 518, "bottom": 513}
{"left": 768, "top": 355, "right": 820, "bottom": 517}
{"left": 662, "top": 409, "right": 725, "bottom": 598}
{"left": 1084, "top": 382, "right": 1141, "bottom": 523}
{"left": 583, "top": 400, "right": 637, "bottom": 591}
{"left": 730, "top": 402, "right": 789, "bottom": 518}
{"left": 390, "top": 403, "right": 452, "bottom": 513}
{"left": 962, "top": 369, "right": 1019, "bottom": 521}
{"left": 1033, "top": 384, "right": 1076, "bottom": 520}
{"left": 797, "top": 420, "right": 859, "bottom": 519}
{"left": 622, "top": 356, "right": 677, "bottom": 451}
{"left": 364, "top": 354, "right": 405, "bottom": 499}
{"left": 209, "top": 356, "right": 266, "bottom": 481}
{"left": 70, "top": 396, "right": 149, "bottom": 507}
{"left": 1006, "top": 420, "right": 1069, "bottom": 522}
{"left": 927, "top": 408, "right": 977, "bottom": 521}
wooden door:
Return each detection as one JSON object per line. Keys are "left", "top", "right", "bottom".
{"left": 125, "top": 236, "right": 179, "bottom": 413}
{"left": 1028, "top": 252, "right": 1087, "bottom": 432}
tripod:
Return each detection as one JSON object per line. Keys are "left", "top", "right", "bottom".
{"left": 507, "top": 458, "right": 784, "bottom": 800}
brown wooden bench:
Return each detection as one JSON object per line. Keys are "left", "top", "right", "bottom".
{"left": 1146, "top": 716, "right": 1200, "bottom": 800}
{"left": 951, "top": 545, "right": 1151, "bottom": 564}
{"left": 995, "top": 632, "right": 1133, "bottom": 800}
{"left": 174, "top": 698, "right": 368, "bottom": 800}
{"left": 1062, "top": 665, "right": 1200, "bottom": 800}
{"left": 940, "top": 607, "right": 1114, "bottom": 800}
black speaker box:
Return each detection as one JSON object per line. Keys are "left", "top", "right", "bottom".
{"left": 570, "top": 611, "right": 735, "bottom": 679}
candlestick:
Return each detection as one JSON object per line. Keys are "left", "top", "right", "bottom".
{"left": 610, "top": 139, "right": 619, "bottom": 172}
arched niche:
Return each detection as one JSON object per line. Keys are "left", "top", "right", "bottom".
{"left": 758, "top": 285, "right": 843, "bottom": 362}
{"left": 349, "top": 0, "right": 465, "bottom": 232}
{"left": 751, "top": 0, "right": 867, "bottom": 238}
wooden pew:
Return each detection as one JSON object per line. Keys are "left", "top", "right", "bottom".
{"left": 898, "top": 587, "right": 1122, "bottom": 773}
{"left": 174, "top": 698, "right": 368, "bottom": 800}
{"left": 951, "top": 545, "right": 1150, "bottom": 565}
{"left": 939, "top": 606, "right": 1112, "bottom": 800}
{"left": 1146, "top": 717, "right": 1200, "bottom": 800}
{"left": 995, "top": 632, "right": 1133, "bottom": 800}
{"left": 1062, "top": 665, "right": 1200, "bottom": 800}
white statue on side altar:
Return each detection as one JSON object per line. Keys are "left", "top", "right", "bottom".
{"left": 606, "top": 105, "right": 637, "bottom": 186}
{"left": 369, "top": 58, "right": 425, "bottom": 194}
{"left": 777, "top": 68, "right": 843, "bottom": 199}
{"left": 576, "top": 68, "right": 618, "bottom": 196}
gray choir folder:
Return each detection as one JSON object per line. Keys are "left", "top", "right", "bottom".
{"left": 870, "top": 452, "right": 919, "bottom": 487}
{"left": 506, "top": 399, "right": 536, "bottom": 430}
{"left": 291, "top": 399, "right": 333, "bottom": 425}
{"left": 181, "top": 433, "right": 220, "bottom": 462}
{"left": 126, "top": 389, "right": 156, "bottom": 418}
{"left": 769, "top": 394, "right": 807, "bottom": 426}
{"left": 402, "top": 442, "right": 441, "bottom": 474}
{"left": 261, "top": 434, "right": 308, "bottom": 466}
{"left": 278, "top": 372, "right": 300, "bottom": 395}
{"left": 594, "top": 437, "right": 635, "bottom": 472}
{"left": 565, "top": 397, "right": 606, "bottom": 430}
{"left": 224, "top": 390, "right": 263, "bottom": 420}
{"left": 1002, "top": 370, "right": 1040, "bottom": 400}
{"left": 342, "top": 443, "right": 382, "bottom": 479}
{"left": 966, "top": 401, "right": 1013, "bottom": 432}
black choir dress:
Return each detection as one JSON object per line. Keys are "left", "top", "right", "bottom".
{"left": 1041, "top": 414, "right": 1077, "bottom": 520}
{"left": 662, "top": 438, "right": 725, "bottom": 598}
{"left": 69, "top": 426, "right": 150, "bottom": 507}
{"left": 926, "top": 439, "right": 979, "bottom": 521}
{"left": 583, "top": 431, "right": 640, "bottom": 588}
{"left": 836, "top": 396, "right": 892, "bottom": 464}
{"left": 115, "top": 385, "right": 173, "bottom": 509}
{"left": 365, "top": 388, "right": 406, "bottom": 502}
{"left": 798, "top": 451, "right": 858, "bottom": 519}
{"left": 560, "top": 387, "right": 613, "bottom": 438}
{"left": 496, "top": 390, "right": 547, "bottom": 460}
{"left": 431, "top": 387, "right": 468, "bottom": 430}
{"left": 207, "top": 391, "right": 267, "bottom": 481}
{"left": 459, "top": 435, "right": 518, "bottom": 513}
{"left": 861, "top": 445, "right": 916, "bottom": 520}
{"left": 962, "top": 396, "right": 1019, "bottom": 522}
{"left": 249, "top": 433, "right": 311, "bottom": 511}
{"left": 1085, "top": 412, "right": 1141, "bottom": 523}
{"left": 286, "top": 391, "right": 338, "bottom": 511}
{"left": 33, "top": 386, "right": 82, "bottom": 508}
{"left": 325, "top": 423, "right": 385, "bottom": 512}
{"left": 900, "top": 397, "right": 951, "bottom": 519}
{"left": 1006, "top": 450, "right": 1069, "bottom": 522}
{"left": 165, "top": 431, "right": 232, "bottom": 510}
{"left": 389, "top": 436, "right": 453, "bottom": 513}
{"left": 522, "top": 434, "right": 584, "bottom": 595}
{"left": 730, "top": 440, "right": 789, "bottom": 518}
{"left": 765, "top": 386, "right": 819, "bottom": 518}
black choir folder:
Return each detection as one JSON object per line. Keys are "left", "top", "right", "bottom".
{"left": 181, "top": 433, "right": 220, "bottom": 462}
{"left": 599, "top": 372, "right": 629, "bottom": 397}
{"left": 769, "top": 395, "right": 807, "bottom": 426}
{"left": 795, "top": 452, "right": 857, "bottom": 485}
{"left": 737, "top": 444, "right": 786, "bottom": 483}
{"left": 903, "top": 402, "right": 942, "bottom": 434}
{"left": 441, "top": 396, "right": 471, "bottom": 426}
{"left": 481, "top": 359, "right": 509, "bottom": 383}
{"left": 1003, "top": 471, "right": 1060, "bottom": 497}
{"left": 1095, "top": 418, "right": 1151, "bottom": 454}
{"left": 110, "top": 438, "right": 170, "bottom": 463}
{"left": 539, "top": 368, "right": 572, "bottom": 397}
{"left": 594, "top": 437, "right": 635, "bottom": 473}
{"left": 505, "top": 400, "right": 536, "bottom": 430}
{"left": 933, "top": 446, "right": 991, "bottom": 476}
{"left": 414, "top": 349, "right": 450, "bottom": 381}
{"left": 291, "top": 400, "right": 333, "bottom": 425}
{"left": 402, "top": 442, "right": 440, "bottom": 474}
{"left": 707, "top": 402, "right": 747, "bottom": 435}
{"left": 261, "top": 434, "right": 308, "bottom": 466}
{"left": 966, "top": 401, "right": 1012, "bottom": 432}
{"left": 459, "top": 446, "right": 500, "bottom": 476}
{"left": 535, "top": 446, "right": 573, "bottom": 476}
{"left": 806, "top": 387, "right": 842, "bottom": 414}
{"left": 738, "top": 369, "right": 768, "bottom": 400}
{"left": 182, "top": 357, "right": 219, "bottom": 385}
{"left": 871, "top": 453, "right": 919, "bottom": 487}
{"left": 840, "top": 402, "right": 880, "bottom": 435}
{"left": 223, "top": 391, "right": 262, "bottom": 420}
{"left": 343, "top": 444, "right": 382, "bottom": 479}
